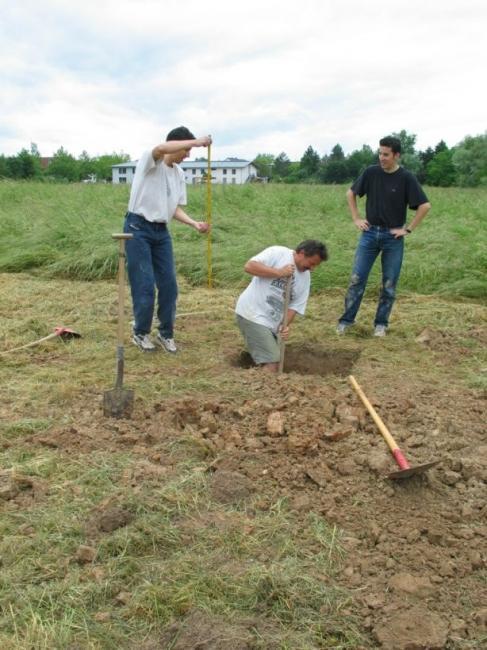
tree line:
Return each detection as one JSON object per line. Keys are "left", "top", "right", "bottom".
{"left": 0, "top": 144, "right": 129, "bottom": 183}
{"left": 252, "top": 130, "right": 487, "bottom": 187}
{"left": 1, "top": 130, "right": 485, "bottom": 186}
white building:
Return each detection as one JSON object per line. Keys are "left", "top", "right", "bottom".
{"left": 111, "top": 162, "right": 137, "bottom": 184}
{"left": 111, "top": 158, "right": 258, "bottom": 185}
{"left": 180, "top": 159, "right": 258, "bottom": 185}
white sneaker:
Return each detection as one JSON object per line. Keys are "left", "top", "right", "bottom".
{"left": 156, "top": 334, "right": 177, "bottom": 353}
{"left": 336, "top": 323, "right": 350, "bottom": 335}
{"left": 132, "top": 333, "right": 156, "bottom": 352}
{"left": 374, "top": 325, "right": 387, "bottom": 337}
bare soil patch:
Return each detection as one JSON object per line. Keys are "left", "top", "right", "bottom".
{"left": 17, "top": 364, "right": 486, "bottom": 648}
{"left": 1, "top": 275, "right": 486, "bottom": 648}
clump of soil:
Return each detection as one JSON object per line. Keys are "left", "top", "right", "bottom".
{"left": 209, "top": 469, "right": 254, "bottom": 504}
{"left": 156, "top": 608, "right": 264, "bottom": 649}
{"left": 373, "top": 606, "right": 449, "bottom": 650}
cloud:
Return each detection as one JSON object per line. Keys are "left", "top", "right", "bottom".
{"left": 0, "top": 0, "right": 485, "bottom": 160}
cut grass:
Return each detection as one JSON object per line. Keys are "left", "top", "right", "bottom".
{"left": 0, "top": 180, "right": 485, "bottom": 298}
{"left": 0, "top": 443, "right": 361, "bottom": 648}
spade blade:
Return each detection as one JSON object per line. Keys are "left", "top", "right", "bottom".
{"left": 103, "top": 387, "right": 134, "bottom": 419}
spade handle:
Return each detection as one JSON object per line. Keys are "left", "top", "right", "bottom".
{"left": 112, "top": 234, "right": 132, "bottom": 348}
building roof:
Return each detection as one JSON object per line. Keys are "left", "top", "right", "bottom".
{"left": 112, "top": 159, "right": 254, "bottom": 170}
{"left": 112, "top": 161, "right": 138, "bottom": 168}
{"left": 181, "top": 160, "right": 253, "bottom": 169}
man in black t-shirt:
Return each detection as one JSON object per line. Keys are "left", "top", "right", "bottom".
{"left": 337, "top": 136, "right": 431, "bottom": 337}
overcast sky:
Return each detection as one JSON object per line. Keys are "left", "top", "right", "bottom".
{"left": 1, "top": 0, "right": 485, "bottom": 162}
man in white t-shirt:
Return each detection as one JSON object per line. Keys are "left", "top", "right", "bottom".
{"left": 235, "top": 240, "right": 327, "bottom": 372}
{"left": 123, "top": 126, "right": 212, "bottom": 353}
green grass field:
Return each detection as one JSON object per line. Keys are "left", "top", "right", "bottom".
{"left": 0, "top": 180, "right": 485, "bottom": 298}
{"left": 0, "top": 181, "right": 486, "bottom": 649}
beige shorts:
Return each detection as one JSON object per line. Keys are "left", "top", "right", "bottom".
{"left": 236, "top": 314, "right": 280, "bottom": 364}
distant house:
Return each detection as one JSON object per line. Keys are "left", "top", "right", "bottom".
{"left": 111, "top": 162, "right": 137, "bottom": 184}
{"left": 111, "top": 158, "right": 258, "bottom": 185}
{"left": 180, "top": 159, "right": 258, "bottom": 185}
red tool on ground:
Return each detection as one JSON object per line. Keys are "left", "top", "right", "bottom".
{"left": 348, "top": 375, "right": 440, "bottom": 480}
{"left": 0, "top": 327, "right": 81, "bottom": 355}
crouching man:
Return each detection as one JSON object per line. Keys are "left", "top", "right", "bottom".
{"left": 235, "top": 240, "right": 327, "bottom": 372}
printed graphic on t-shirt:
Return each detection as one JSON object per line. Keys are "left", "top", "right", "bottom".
{"left": 266, "top": 277, "right": 295, "bottom": 323}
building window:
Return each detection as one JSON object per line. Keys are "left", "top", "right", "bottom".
{"left": 232, "top": 178, "right": 236, "bottom": 184}
{"left": 119, "top": 167, "right": 126, "bottom": 174}
{"left": 119, "top": 177, "right": 127, "bottom": 184}
{"left": 192, "top": 178, "right": 196, "bottom": 185}
{"left": 232, "top": 169, "right": 236, "bottom": 174}
{"left": 223, "top": 169, "right": 227, "bottom": 175}
{"left": 222, "top": 178, "right": 227, "bottom": 184}
{"left": 192, "top": 169, "right": 196, "bottom": 174}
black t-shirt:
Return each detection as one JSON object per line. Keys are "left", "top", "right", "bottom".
{"left": 351, "top": 165, "right": 428, "bottom": 228}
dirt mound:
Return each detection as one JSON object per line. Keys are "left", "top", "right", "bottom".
{"left": 24, "top": 367, "right": 487, "bottom": 647}
{"left": 373, "top": 605, "right": 449, "bottom": 650}
{"left": 209, "top": 469, "right": 254, "bottom": 503}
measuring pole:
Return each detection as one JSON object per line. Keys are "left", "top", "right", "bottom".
{"left": 206, "top": 144, "right": 213, "bottom": 288}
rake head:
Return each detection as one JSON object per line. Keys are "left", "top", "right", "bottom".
{"left": 387, "top": 460, "right": 440, "bottom": 480}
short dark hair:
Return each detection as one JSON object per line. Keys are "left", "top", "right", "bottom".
{"left": 379, "top": 136, "right": 401, "bottom": 154}
{"left": 166, "top": 126, "right": 195, "bottom": 141}
{"left": 295, "top": 239, "right": 328, "bottom": 261}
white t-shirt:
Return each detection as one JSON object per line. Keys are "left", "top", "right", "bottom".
{"left": 235, "top": 246, "right": 311, "bottom": 333}
{"left": 128, "top": 150, "right": 187, "bottom": 223}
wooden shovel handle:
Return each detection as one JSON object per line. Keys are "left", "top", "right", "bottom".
{"left": 278, "top": 276, "right": 292, "bottom": 374}
{"left": 348, "top": 375, "right": 400, "bottom": 453}
{"left": 112, "top": 234, "right": 132, "bottom": 347}
{"left": 0, "top": 331, "right": 58, "bottom": 355}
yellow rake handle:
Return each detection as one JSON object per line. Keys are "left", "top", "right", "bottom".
{"left": 348, "top": 374, "right": 411, "bottom": 471}
{"left": 206, "top": 143, "right": 213, "bottom": 288}
{"left": 348, "top": 375, "right": 399, "bottom": 453}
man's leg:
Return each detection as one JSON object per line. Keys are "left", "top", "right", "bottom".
{"left": 124, "top": 214, "right": 156, "bottom": 336}
{"left": 338, "top": 230, "right": 379, "bottom": 326}
{"left": 375, "top": 232, "right": 404, "bottom": 327}
{"left": 236, "top": 315, "right": 280, "bottom": 371}
{"left": 152, "top": 228, "right": 178, "bottom": 339}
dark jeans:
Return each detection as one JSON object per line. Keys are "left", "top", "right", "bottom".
{"left": 339, "top": 227, "right": 404, "bottom": 327}
{"left": 123, "top": 212, "right": 177, "bottom": 337}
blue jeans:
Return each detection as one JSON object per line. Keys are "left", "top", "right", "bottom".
{"left": 123, "top": 212, "right": 178, "bottom": 337}
{"left": 339, "top": 227, "right": 404, "bottom": 327}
